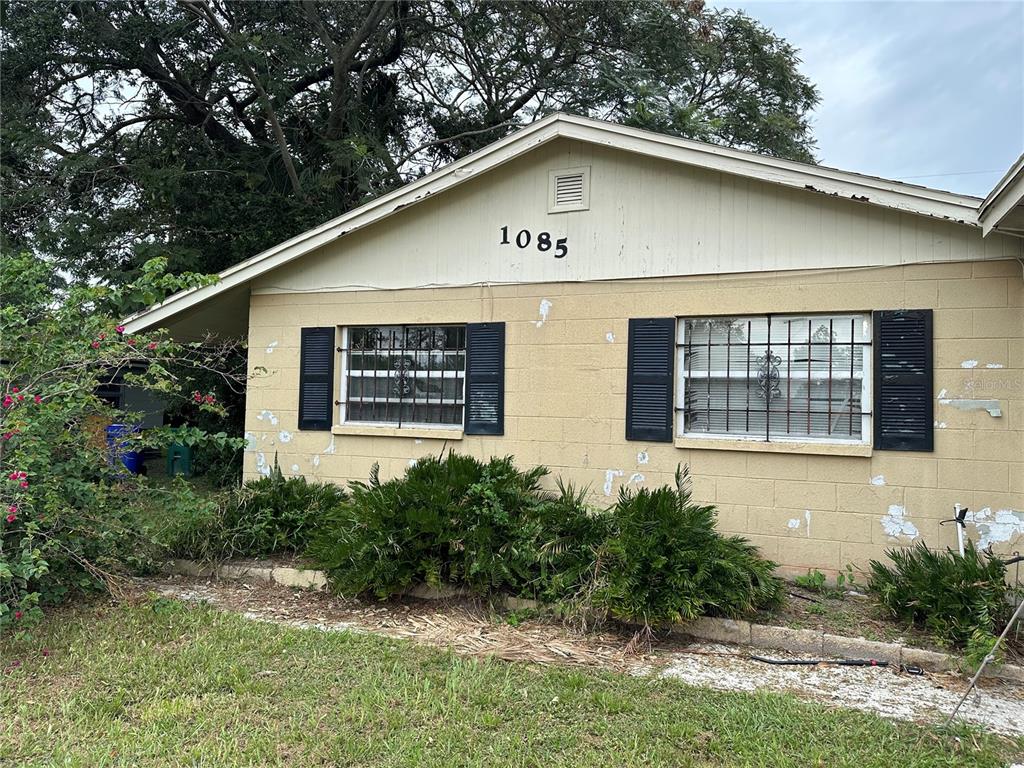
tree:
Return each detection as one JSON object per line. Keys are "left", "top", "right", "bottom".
{"left": 1, "top": 0, "right": 819, "bottom": 283}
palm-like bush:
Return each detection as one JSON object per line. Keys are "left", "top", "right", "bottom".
{"left": 307, "top": 453, "right": 551, "bottom": 597}
{"left": 591, "top": 468, "right": 783, "bottom": 627}
{"left": 868, "top": 541, "right": 1014, "bottom": 647}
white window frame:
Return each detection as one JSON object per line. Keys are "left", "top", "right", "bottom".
{"left": 337, "top": 325, "right": 468, "bottom": 430}
{"left": 675, "top": 313, "right": 872, "bottom": 445}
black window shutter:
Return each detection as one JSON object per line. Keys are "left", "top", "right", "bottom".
{"left": 873, "top": 309, "right": 933, "bottom": 451}
{"left": 464, "top": 322, "right": 505, "bottom": 435}
{"left": 298, "top": 327, "right": 335, "bottom": 431}
{"left": 626, "top": 318, "right": 675, "bottom": 442}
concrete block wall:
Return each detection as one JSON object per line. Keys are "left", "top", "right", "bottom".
{"left": 243, "top": 259, "right": 1023, "bottom": 575}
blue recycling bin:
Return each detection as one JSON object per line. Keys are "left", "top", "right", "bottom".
{"left": 106, "top": 424, "right": 143, "bottom": 475}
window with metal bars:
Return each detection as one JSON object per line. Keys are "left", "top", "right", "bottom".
{"left": 676, "top": 314, "right": 872, "bottom": 443}
{"left": 340, "top": 325, "right": 466, "bottom": 427}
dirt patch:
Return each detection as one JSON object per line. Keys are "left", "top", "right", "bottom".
{"left": 139, "top": 575, "right": 1024, "bottom": 738}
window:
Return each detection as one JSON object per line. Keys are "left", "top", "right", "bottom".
{"left": 676, "top": 314, "right": 871, "bottom": 443}
{"left": 340, "top": 325, "right": 466, "bottom": 427}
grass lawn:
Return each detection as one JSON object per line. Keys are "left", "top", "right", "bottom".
{"left": 2, "top": 597, "right": 1020, "bottom": 768}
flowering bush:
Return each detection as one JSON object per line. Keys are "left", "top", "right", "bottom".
{"left": 0, "top": 254, "right": 245, "bottom": 633}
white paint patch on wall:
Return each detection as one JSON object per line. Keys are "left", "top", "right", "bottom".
{"left": 636, "top": 451, "right": 649, "bottom": 465}
{"left": 278, "top": 430, "right": 293, "bottom": 444}
{"left": 787, "top": 518, "right": 801, "bottom": 530}
{"left": 291, "top": 464, "right": 300, "bottom": 474}
{"left": 605, "top": 331, "right": 615, "bottom": 343}
{"left": 628, "top": 472, "right": 645, "bottom": 485}
{"left": 603, "top": 469, "right": 624, "bottom": 496}
{"left": 257, "top": 410, "right": 279, "bottom": 426}
{"left": 961, "top": 360, "right": 979, "bottom": 369}
{"left": 966, "top": 507, "right": 1024, "bottom": 549}
{"left": 881, "top": 505, "right": 919, "bottom": 539}
{"left": 985, "top": 363, "right": 1004, "bottom": 369}
{"left": 312, "top": 455, "right": 320, "bottom": 468}
{"left": 323, "top": 435, "right": 336, "bottom": 455}
{"left": 255, "top": 451, "right": 271, "bottom": 477}
{"left": 804, "top": 510, "right": 812, "bottom": 538}
{"left": 933, "top": 421, "right": 947, "bottom": 429}
{"left": 244, "top": 431, "right": 258, "bottom": 451}
{"left": 265, "top": 341, "right": 278, "bottom": 354}
{"left": 535, "top": 299, "right": 553, "bottom": 327}
{"left": 870, "top": 475, "right": 885, "bottom": 486}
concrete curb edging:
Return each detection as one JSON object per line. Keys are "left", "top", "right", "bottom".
{"left": 161, "top": 559, "right": 1023, "bottom": 683}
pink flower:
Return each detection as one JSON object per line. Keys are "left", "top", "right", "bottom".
{"left": 99, "top": 333, "right": 106, "bottom": 340}
{"left": 115, "top": 325, "right": 125, "bottom": 334}
{"left": 5, "top": 513, "right": 14, "bottom": 523}
{"left": 7, "top": 472, "right": 18, "bottom": 481}
{"left": 41, "top": 649, "right": 50, "bottom": 657}
{"left": 14, "top": 611, "right": 22, "bottom": 620}
{"left": 19, "top": 481, "right": 28, "bottom": 489}
{"left": 33, "top": 395, "right": 41, "bottom": 404}
{"left": 16, "top": 394, "right": 23, "bottom": 402}
{"left": 127, "top": 338, "right": 137, "bottom": 347}
{"left": 2, "top": 433, "right": 12, "bottom": 441}
{"left": 2, "top": 396, "right": 12, "bottom": 408}
{"left": 146, "top": 342, "right": 157, "bottom": 351}
{"left": 8, "top": 505, "right": 16, "bottom": 514}
{"left": 11, "top": 387, "right": 18, "bottom": 394}
{"left": 91, "top": 341, "right": 100, "bottom": 349}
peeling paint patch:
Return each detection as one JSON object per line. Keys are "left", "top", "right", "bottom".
{"left": 244, "top": 432, "right": 258, "bottom": 451}
{"left": 605, "top": 332, "right": 615, "bottom": 343}
{"left": 636, "top": 451, "right": 649, "bottom": 465}
{"left": 787, "top": 518, "right": 801, "bottom": 529}
{"left": 414, "top": 438, "right": 423, "bottom": 444}
{"left": 933, "top": 420, "right": 947, "bottom": 429}
{"left": 290, "top": 464, "right": 300, "bottom": 474}
{"left": 961, "top": 360, "right": 978, "bottom": 369}
{"left": 535, "top": 299, "right": 553, "bottom": 327}
{"left": 323, "top": 436, "right": 336, "bottom": 455}
{"left": 278, "top": 430, "right": 293, "bottom": 444}
{"left": 870, "top": 475, "right": 886, "bottom": 486}
{"left": 985, "top": 363, "right": 1005, "bottom": 369}
{"left": 265, "top": 341, "right": 278, "bottom": 354}
{"left": 628, "top": 472, "right": 645, "bottom": 485}
{"left": 257, "top": 410, "right": 279, "bottom": 426}
{"left": 881, "top": 505, "right": 919, "bottom": 539}
{"left": 255, "top": 451, "right": 271, "bottom": 477}
{"left": 804, "top": 510, "right": 812, "bottom": 538}
{"left": 312, "top": 455, "right": 320, "bottom": 468}
{"left": 966, "top": 507, "right": 1024, "bottom": 549}
{"left": 603, "top": 469, "right": 624, "bottom": 497}
{"left": 944, "top": 399, "right": 1002, "bottom": 417}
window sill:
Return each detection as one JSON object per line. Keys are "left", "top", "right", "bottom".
{"left": 673, "top": 436, "right": 872, "bottom": 457}
{"left": 331, "top": 424, "right": 464, "bottom": 441}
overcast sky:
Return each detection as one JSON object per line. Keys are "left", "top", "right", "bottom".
{"left": 711, "top": 1, "right": 1023, "bottom": 197}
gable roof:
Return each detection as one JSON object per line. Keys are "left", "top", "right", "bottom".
{"left": 979, "top": 152, "right": 1024, "bottom": 236}
{"left": 124, "top": 112, "right": 990, "bottom": 332}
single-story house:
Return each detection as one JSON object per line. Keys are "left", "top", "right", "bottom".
{"left": 125, "top": 114, "right": 1024, "bottom": 575}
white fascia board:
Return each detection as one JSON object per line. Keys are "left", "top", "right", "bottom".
{"left": 555, "top": 115, "right": 981, "bottom": 224}
{"left": 979, "top": 153, "right": 1024, "bottom": 237}
{"left": 124, "top": 112, "right": 987, "bottom": 332}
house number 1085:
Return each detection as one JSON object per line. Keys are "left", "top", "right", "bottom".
{"left": 499, "top": 226, "right": 568, "bottom": 258}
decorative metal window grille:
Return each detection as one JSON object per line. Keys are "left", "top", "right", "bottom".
{"left": 341, "top": 325, "right": 466, "bottom": 427}
{"left": 676, "top": 314, "right": 872, "bottom": 443}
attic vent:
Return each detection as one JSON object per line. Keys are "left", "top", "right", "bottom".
{"left": 548, "top": 166, "right": 590, "bottom": 213}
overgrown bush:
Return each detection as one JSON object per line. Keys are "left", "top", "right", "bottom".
{"left": 151, "top": 461, "right": 346, "bottom": 561}
{"left": 868, "top": 541, "right": 1015, "bottom": 648}
{"left": 220, "top": 462, "right": 347, "bottom": 557}
{"left": 588, "top": 468, "right": 783, "bottom": 627}
{"left": 0, "top": 254, "right": 244, "bottom": 633}
{"left": 308, "top": 453, "right": 550, "bottom": 597}
{"left": 308, "top": 455, "right": 780, "bottom": 629}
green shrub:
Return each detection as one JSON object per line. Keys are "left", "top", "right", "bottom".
{"left": 220, "top": 462, "right": 347, "bottom": 557}
{"left": 590, "top": 468, "right": 783, "bottom": 627}
{"left": 307, "top": 453, "right": 548, "bottom": 597}
{"left": 868, "top": 541, "right": 1015, "bottom": 647}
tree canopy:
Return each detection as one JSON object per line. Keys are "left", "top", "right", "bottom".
{"left": 1, "top": 0, "right": 819, "bottom": 283}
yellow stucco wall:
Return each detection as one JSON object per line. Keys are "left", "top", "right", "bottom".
{"left": 243, "top": 259, "right": 1023, "bottom": 575}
